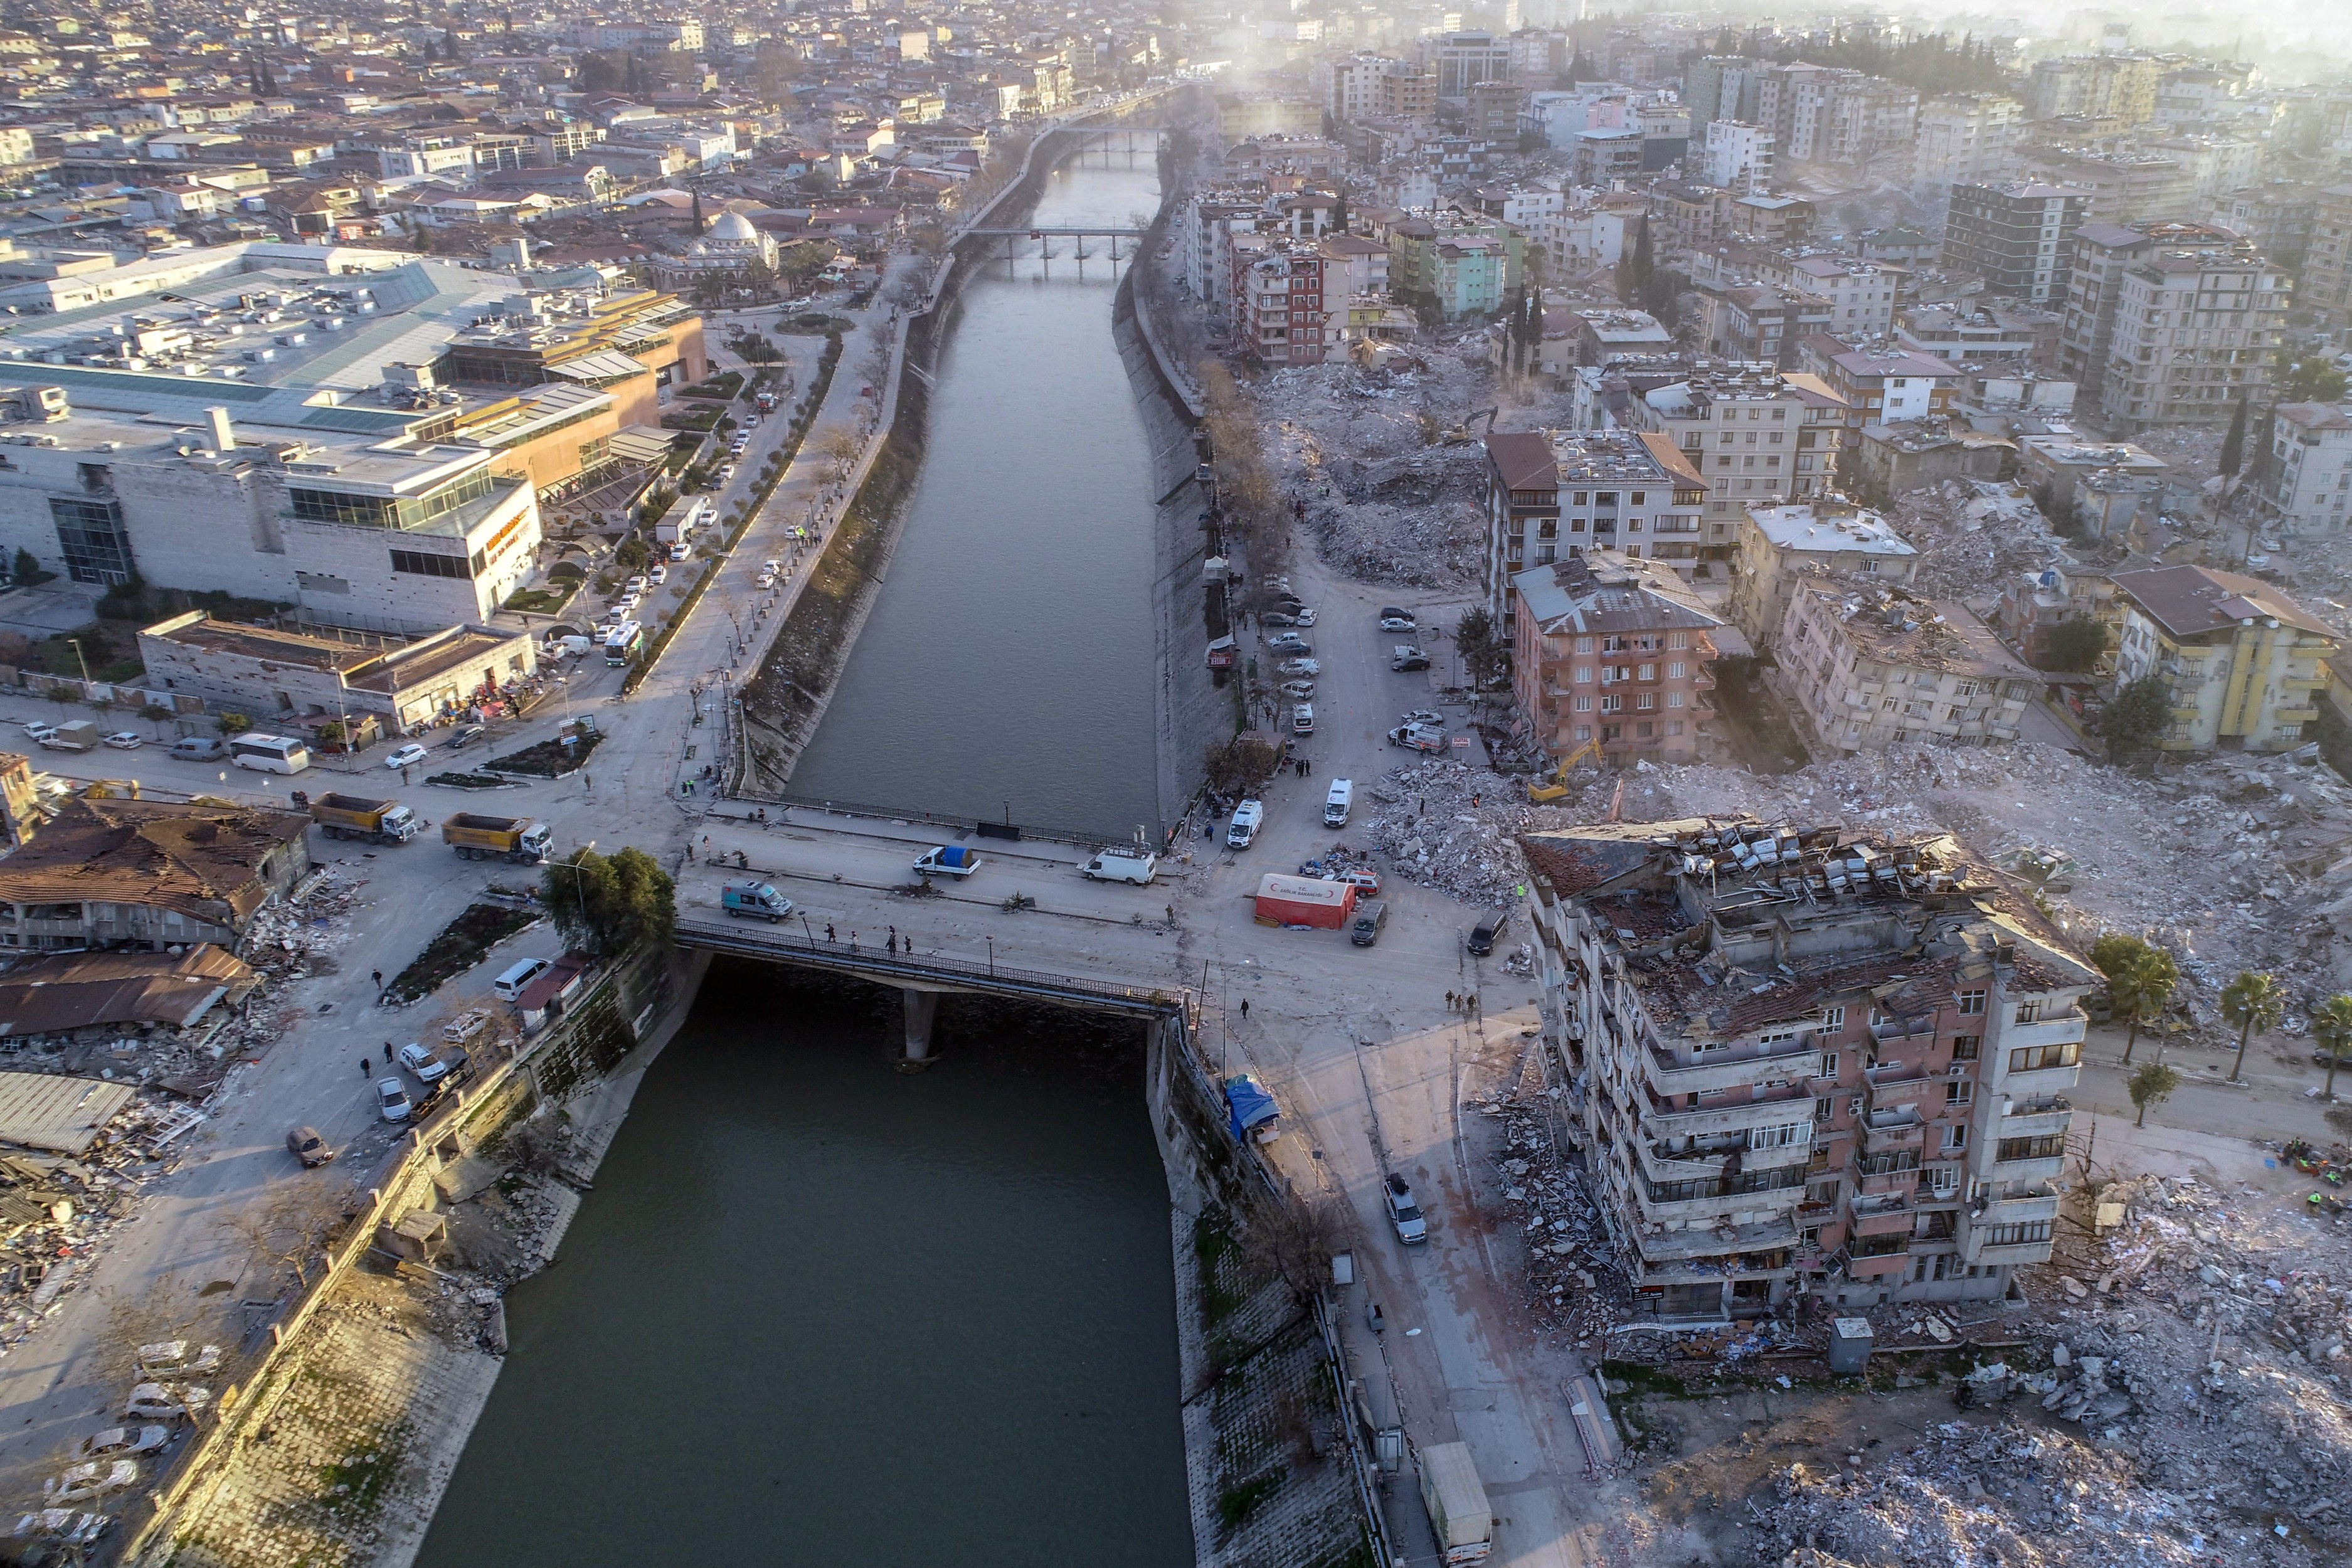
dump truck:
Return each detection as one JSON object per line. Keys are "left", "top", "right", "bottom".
{"left": 442, "top": 813, "right": 551, "bottom": 864}
{"left": 309, "top": 793, "right": 420, "bottom": 845}
{"left": 1419, "top": 1441, "right": 1495, "bottom": 1564}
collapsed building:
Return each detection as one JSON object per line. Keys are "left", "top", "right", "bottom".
{"left": 1519, "top": 816, "right": 2095, "bottom": 1322}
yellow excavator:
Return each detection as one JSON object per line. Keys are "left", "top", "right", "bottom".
{"left": 1527, "top": 737, "right": 1601, "bottom": 803}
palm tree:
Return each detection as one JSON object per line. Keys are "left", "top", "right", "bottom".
{"left": 2220, "top": 970, "right": 2285, "bottom": 1083}
{"left": 2315, "top": 995, "right": 2352, "bottom": 1102}
{"left": 2111, "top": 948, "right": 2178, "bottom": 1065}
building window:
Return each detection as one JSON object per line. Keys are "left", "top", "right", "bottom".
{"left": 1997, "top": 1134, "right": 2064, "bottom": 1163}
{"left": 1983, "top": 1221, "right": 2052, "bottom": 1246}
{"left": 1574, "top": 695, "right": 1592, "bottom": 712}
{"left": 1957, "top": 988, "right": 1986, "bottom": 1015}
{"left": 389, "top": 548, "right": 472, "bottom": 580}
{"left": 1821, "top": 1006, "right": 1845, "bottom": 1032}
{"left": 2008, "top": 1041, "right": 2081, "bottom": 1073}
{"left": 2015, "top": 1000, "right": 2042, "bottom": 1024}
{"left": 1574, "top": 667, "right": 1593, "bottom": 684}
{"left": 1667, "top": 692, "right": 1684, "bottom": 708}
{"left": 48, "top": 496, "right": 134, "bottom": 586}
{"left": 1667, "top": 719, "right": 1683, "bottom": 735}
{"left": 1943, "top": 1125, "right": 1968, "bottom": 1151}
{"left": 1944, "top": 1079, "right": 1973, "bottom": 1105}
{"left": 1951, "top": 1034, "right": 1980, "bottom": 1061}
{"left": 1573, "top": 637, "right": 1593, "bottom": 653}
{"left": 1821, "top": 1051, "right": 1838, "bottom": 1078}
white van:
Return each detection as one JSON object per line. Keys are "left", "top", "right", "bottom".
{"left": 1226, "top": 799, "right": 1264, "bottom": 849}
{"left": 1323, "top": 778, "right": 1353, "bottom": 829}
{"left": 1082, "top": 847, "right": 1159, "bottom": 884}
{"left": 493, "top": 957, "right": 554, "bottom": 1003}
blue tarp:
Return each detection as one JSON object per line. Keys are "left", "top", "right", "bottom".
{"left": 1224, "top": 1074, "right": 1278, "bottom": 1142}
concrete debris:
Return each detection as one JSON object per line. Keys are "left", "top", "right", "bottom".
{"left": 1888, "top": 480, "right": 2073, "bottom": 601}
{"left": 1481, "top": 1081, "right": 1623, "bottom": 1343}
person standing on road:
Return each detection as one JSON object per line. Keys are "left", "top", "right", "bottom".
{"left": 1239, "top": 999, "right": 1249, "bottom": 1020}
{"left": 371, "top": 969, "right": 383, "bottom": 992}
{"left": 826, "top": 924, "right": 837, "bottom": 943}
{"left": 361, "top": 1056, "right": 371, "bottom": 1076}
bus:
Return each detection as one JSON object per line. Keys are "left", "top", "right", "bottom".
{"left": 229, "top": 733, "right": 312, "bottom": 775}
{"left": 604, "top": 620, "right": 644, "bottom": 666}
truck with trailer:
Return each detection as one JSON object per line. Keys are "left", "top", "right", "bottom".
{"left": 442, "top": 813, "right": 552, "bottom": 864}
{"left": 309, "top": 793, "right": 420, "bottom": 844}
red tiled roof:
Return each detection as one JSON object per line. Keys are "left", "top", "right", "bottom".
{"left": 1485, "top": 431, "right": 1556, "bottom": 492}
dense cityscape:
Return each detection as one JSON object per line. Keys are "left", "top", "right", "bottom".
{"left": 0, "top": 0, "right": 2336, "bottom": 1564}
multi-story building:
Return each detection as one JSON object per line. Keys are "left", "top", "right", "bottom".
{"left": 1176, "top": 198, "right": 1259, "bottom": 304}
{"left": 2261, "top": 403, "right": 2352, "bottom": 536}
{"left": 1426, "top": 31, "right": 1512, "bottom": 98}
{"left": 1508, "top": 552, "right": 1724, "bottom": 766}
{"left": 1942, "top": 182, "right": 2092, "bottom": 306}
{"left": 2111, "top": 566, "right": 2337, "bottom": 753}
{"left": 1800, "top": 344, "right": 1965, "bottom": 426}
{"left": 2019, "top": 147, "right": 2194, "bottom": 225}
{"left": 1913, "top": 94, "right": 2023, "bottom": 191}
{"left": 1702, "top": 120, "right": 1773, "bottom": 193}
{"left": 2016, "top": 436, "right": 2168, "bottom": 515}
{"left": 1821, "top": 77, "right": 1918, "bottom": 172}
{"left": 1481, "top": 429, "right": 1708, "bottom": 618}
{"left": 2099, "top": 236, "right": 2287, "bottom": 430}
{"left": 1781, "top": 255, "right": 1898, "bottom": 336}
{"left": 1519, "top": 815, "right": 2092, "bottom": 1318}
{"left": 2303, "top": 185, "right": 2352, "bottom": 330}
{"left": 1683, "top": 55, "right": 1761, "bottom": 132}
{"left": 1628, "top": 368, "right": 1853, "bottom": 549}
{"left": 1236, "top": 247, "right": 1329, "bottom": 368}
{"left": 2058, "top": 221, "right": 2189, "bottom": 393}
{"left": 2208, "top": 183, "right": 2319, "bottom": 275}
{"left": 1704, "top": 284, "right": 1833, "bottom": 369}
{"left": 1776, "top": 576, "right": 2037, "bottom": 751}
{"left": 1389, "top": 216, "right": 1523, "bottom": 317}
{"left": 2025, "top": 53, "right": 2161, "bottom": 124}
{"left": 1727, "top": 501, "right": 1920, "bottom": 650}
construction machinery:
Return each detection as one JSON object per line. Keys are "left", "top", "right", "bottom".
{"left": 1527, "top": 737, "right": 1601, "bottom": 803}
{"left": 1438, "top": 407, "right": 1500, "bottom": 445}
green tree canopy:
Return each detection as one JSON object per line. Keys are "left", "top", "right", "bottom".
{"left": 2099, "top": 675, "right": 2171, "bottom": 760}
{"left": 2040, "top": 616, "right": 2109, "bottom": 673}
{"left": 2278, "top": 354, "right": 2349, "bottom": 405}
{"left": 2128, "top": 1061, "right": 2181, "bottom": 1127}
{"left": 543, "top": 846, "right": 677, "bottom": 956}
{"left": 2219, "top": 970, "right": 2285, "bottom": 1084}
{"left": 2315, "top": 995, "right": 2352, "bottom": 1102}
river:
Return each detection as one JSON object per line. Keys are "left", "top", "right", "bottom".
{"left": 785, "top": 160, "right": 1167, "bottom": 841}
{"left": 415, "top": 159, "right": 1196, "bottom": 1565}
{"left": 413, "top": 963, "right": 1194, "bottom": 1566}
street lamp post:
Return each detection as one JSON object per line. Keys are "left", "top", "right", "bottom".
{"left": 64, "top": 637, "right": 90, "bottom": 690}
{"left": 987, "top": 935, "right": 994, "bottom": 977}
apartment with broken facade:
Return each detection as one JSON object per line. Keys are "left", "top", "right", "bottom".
{"left": 1518, "top": 817, "right": 2094, "bottom": 1320}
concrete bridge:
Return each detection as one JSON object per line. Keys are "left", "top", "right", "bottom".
{"left": 677, "top": 914, "right": 1192, "bottom": 1061}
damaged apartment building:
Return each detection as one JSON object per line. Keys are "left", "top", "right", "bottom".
{"left": 1518, "top": 817, "right": 2094, "bottom": 1321}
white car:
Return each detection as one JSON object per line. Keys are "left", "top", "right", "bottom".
{"left": 102, "top": 731, "right": 142, "bottom": 750}
{"left": 756, "top": 571, "right": 778, "bottom": 590}
{"left": 376, "top": 1078, "right": 412, "bottom": 1122}
{"left": 649, "top": 564, "right": 668, "bottom": 583}
{"left": 384, "top": 743, "right": 428, "bottom": 770}
{"left": 21, "top": 721, "right": 54, "bottom": 744}
{"left": 398, "top": 1042, "right": 449, "bottom": 1084}
{"left": 124, "top": 1383, "right": 211, "bottom": 1421}
{"left": 1276, "top": 658, "right": 1321, "bottom": 677}
{"left": 615, "top": 591, "right": 642, "bottom": 613}
{"left": 78, "top": 1425, "right": 168, "bottom": 1461}
{"left": 622, "top": 574, "right": 649, "bottom": 595}
{"left": 45, "top": 1460, "right": 137, "bottom": 1507}
{"left": 1379, "top": 613, "right": 1417, "bottom": 632}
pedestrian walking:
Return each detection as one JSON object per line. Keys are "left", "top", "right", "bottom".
{"left": 826, "top": 924, "right": 837, "bottom": 943}
{"left": 361, "top": 1056, "right": 371, "bottom": 1076}
{"left": 849, "top": 931, "right": 858, "bottom": 951}
{"left": 1446, "top": 990, "right": 1456, "bottom": 1009}
{"left": 371, "top": 969, "right": 383, "bottom": 992}
{"left": 888, "top": 925, "right": 897, "bottom": 951}
{"left": 1239, "top": 999, "right": 1249, "bottom": 1020}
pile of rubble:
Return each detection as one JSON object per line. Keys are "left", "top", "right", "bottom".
{"left": 1361, "top": 755, "right": 1591, "bottom": 906}
{"left": 1475, "top": 1086, "right": 1621, "bottom": 1346}
{"left": 1753, "top": 1415, "right": 2311, "bottom": 1568}
{"left": 1887, "top": 480, "right": 2074, "bottom": 600}
{"left": 1252, "top": 358, "right": 1500, "bottom": 588}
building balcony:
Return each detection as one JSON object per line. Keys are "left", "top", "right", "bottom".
{"left": 1630, "top": 1211, "right": 1800, "bottom": 1263}
{"left": 1639, "top": 1083, "right": 1815, "bottom": 1142}
{"left": 1992, "top": 1153, "right": 2065, "bottom": 1183}
{"left": 1844, "top": 1241, "right": 1914, "bottom": 1278}
{"left": 1965, "top": 1239, "right": 2055, "bottom": 1267}
{"left": 2001, "top": 1013, "right": 2087, "bottom": 1052}
{"left": 1868, "top": 1015, "right": 1937, "bottom": 1046}
{"left": 1848, "top": 1191, "right": 1915, "bottom": 1237}
{"left": 1997, "top": 1095, "right": 2072, "bottom": 1140}
{"left": 1645, "top": 1032, "right": 1821, "bottom": 1096}
{"left": 1860, "top": 1108, "right": 1924, "bottom": 1154}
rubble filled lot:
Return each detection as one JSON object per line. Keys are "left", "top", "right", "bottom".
{"left": 1358, "top": 740, "right": 2352, "bottom": 1029}
{"left": 1889, "top": 479, "right": 2082, "bottom": 601}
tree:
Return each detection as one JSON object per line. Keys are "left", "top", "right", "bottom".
{"left": 2315, "top": 994, "right": 2352, "bottom": 1101}
{"left": 2106, "top": 946, "right": 2178, "bottom": 1065}
{"left": 615, "top": 536, "right": 649, "bottom": 571}
{"left": 2041, "top": 616, "right": 2109, "bottom": 673}
{"left": 140, "top": 701, "right": 173, "bottom": 738}
{"left": 542, "top": 845, "right": 675, "bottom": 957}
{"left": 2099, "top": 675, "right": 2171, "bottom": 760}
{"left": 1454, "top": 606, "right": 1508, "bottom": 689}
{"left": 217, "top": 711, "right": 252, "bottom": 736}
{"left": 2220, "top": 970, "right": 2286, "bottom": 1083}
{"left": 1203, "top": 735, "right": 1281, "bottom": 795}
{"left": 2219, "top": 395, "right": 2249, "bottom": 483}
{"left": 1235, "top": 1194, "right": 1348, "bottom": 1305}
{"left": 1615, "top": 219, "right": 1653, "bottom": 306}
{"left": 2277, "top": 353, "right": 2349, "bottom": 405}
{"left": 2128, "top": 1061, "right": 2181, "bottom": 1128}
{"left": 10, "top": 547, "right": 36, "bottom": 585}
{"left": 690, "top": 188, "right": 704, "bottom": 235}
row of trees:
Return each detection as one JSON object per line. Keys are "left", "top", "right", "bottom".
{"left": 2090, "top": 936, "right": 2352, "bottom": 1126}
{"left": 1698, "top": 25, "right": 2013, "bottom": 96}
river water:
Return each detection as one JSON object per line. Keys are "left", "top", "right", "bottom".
{"left": 415, "top": 161, "right": 1195, "bottom": 1566}
{"left": 787, "top": 161, "right": 1167, "bottom": 842}
{"left": 414, "top": 964, "right": 1194, "bottom": 1567}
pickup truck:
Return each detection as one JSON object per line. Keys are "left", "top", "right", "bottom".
{"left": 913, "top": 845, "right": 982, "bottom": 879}
{"left": 442, "top": 813, "right": 552, "bottom": 864}
{"left": 309, "top": 793, "right": 420, "bottom": 845}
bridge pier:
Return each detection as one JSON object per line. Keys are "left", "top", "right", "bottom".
{"left": 903, "top": 988, "right": 940, "bottom": 1063}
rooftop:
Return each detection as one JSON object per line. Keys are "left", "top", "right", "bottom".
{"left": 0, "top": 797, "right": 307, "bottom": 925}
{"left": 2112, "top": 564, "right": 2335, "bottom": 643}
{"left": 1744, "top": 503, "right": 1917, "bottom": 557}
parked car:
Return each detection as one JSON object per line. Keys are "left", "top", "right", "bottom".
{"left": 649, "top": 563, "right": 668, "bottom": 584}
{"left": 1291, "top": 703, "right": 1315, "bottom": 735}
{"left": 123, "top": 1384, "right": 209, "bottom": 1421}
{"left": 135, "top": 1342, "right": 221, "bottom": 1379}
{"left": 384, "top": 743, "right": 428, "bottom": 770}
{"left": 1467, "top": 906, "right": 1510, "bottom": 956}
{"left": 1379, "top": 605, "right": 1411, "bottom": 622}
{"left": 1391, "top": 645, "right": 1431, "bottom": 671}
{"left": 21, "top": 721, "right": 54, "bottom": 745}
{"left": 623, "top": 574, "right": 649, "bottom": 595}
{"left": 169, "top": 735, "right": 226, "bottom": 761}
{"left": 446, "top": 724, "right": 486, "bottom": 751}
{"left": 46, "top": 1460, "right": 137, "bottom": 1506}
{"left": 285, "top": 1126, "right": 334, "bottom": 1167}
{"left": 1384, "top": 1173, "right": 1428, "bottom": 1244}
{"left": 1266, "top": 632, "right": 1311, "bottom": 654}
{"left": 1261, "top": 611, "right": 1300, "bottom": 627}
{"left": 614, "top": 591, "right": 642, "bottom": 613}
{"left": 78, "top": 1426, "right": 168, "bottom": 1461}
{"left": 376, "top": 1078, "right": 413, "bottom": 1123}
{"left": 1288, "top": 607, "right": 1316, "bottom": 627}
{"left": 1401, "top": 710, "right": 1444, "bottom": 727}
{"left": 398, "top": 1042, "right": 450, "bottom": 1084}
{"left": 1379, "top": 612, "right": 1417, "bottom": 632}
{"left": 1389, "top": 724, "right": 1445, "bottom": 752}
{"left": 1276, "top": 658, "right": 1321, "bottom": 677}
{"left": 756, "top": 570, "right": 778, "bottom": 589}
{"left": 102, "top": 731, "right": 142, "bottom": 750}
{"left": 1279, "top": 680, "right": 1316, "bottom": 699}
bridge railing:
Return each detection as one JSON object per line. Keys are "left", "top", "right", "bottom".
{"left": 713, "top": 791, "right": 1145, "bottom": 852}
{"left": 679, "top": 919, "right": 1190, "bottom": 1014}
